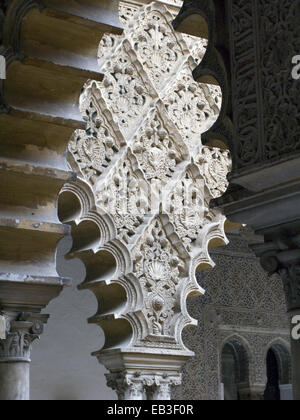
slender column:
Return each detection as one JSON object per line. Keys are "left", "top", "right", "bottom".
{"left": 276, "top": 261, "right": 300, "bottom": 400}
{"left": 0, "top": 312, "right": 47, "bottom": 400}
{"left": 255, "top": 241, "right": 300, "bottom": 400}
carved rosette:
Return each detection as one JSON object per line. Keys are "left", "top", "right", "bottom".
{"left": 63, "top": 1, "right": 231, "bottom": 399}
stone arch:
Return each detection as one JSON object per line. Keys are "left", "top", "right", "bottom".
{"left": 265, "top": 338, "right": 291, "bottom": 386}
{"left": 220, "top": 335, "right": 251, "bottom": 400}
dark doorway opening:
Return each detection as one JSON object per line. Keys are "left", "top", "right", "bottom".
{"left": 264, "top": 349, "right": 281, "bottom": 400}
{"left": 221, "top": 339, "right": 249, "bottom": 400}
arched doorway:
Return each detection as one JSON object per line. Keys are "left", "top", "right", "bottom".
{"left": 221, "top": 339, "right": 250, "bottom": 400}
{"left": 264, "top": 349, "right": 280, "bottom": 400}
{"left": 264, "top": 342, "right": 292, "bottom": 400}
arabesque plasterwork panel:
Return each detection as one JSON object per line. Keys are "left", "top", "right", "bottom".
{"left": 64, "top": 1, "right": 230, "bottom": 400}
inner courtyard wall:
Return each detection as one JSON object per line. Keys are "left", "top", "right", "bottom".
{"left": 30, "top": 230, "right": 289, "bottom": 400}
{"left": 174, "top": 229, "right": 290, "bottom": 400}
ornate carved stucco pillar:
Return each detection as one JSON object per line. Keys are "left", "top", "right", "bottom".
{"left": 106, "top": 371, "right": 182, "bottom": 400}
{"left": 0, "top": 0, "right": 122, "bottom": 400}
{"left": 60, "top": 1, "right": 232, "bottom": 399}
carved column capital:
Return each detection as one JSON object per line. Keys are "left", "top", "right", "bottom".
{"left": 105, "top": 371, "right": 182, "bottom": 400}
{"left": 146, "top": 374, "right": 182, "bottom": 400}
{"left": 252, "top": 234, "right": 300, "bottom": 312}
{"left": 279, "top": 262, "right": 300, "bottom": 313}
{"left": 0, "top": 312, "right": 48, "bottom": 363}
{"left": 106, "top": 372, "right": 146, "bottom": 400}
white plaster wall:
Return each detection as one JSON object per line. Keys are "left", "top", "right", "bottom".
{"left": 30, "top": 236, "right": 116, "bottom": 400}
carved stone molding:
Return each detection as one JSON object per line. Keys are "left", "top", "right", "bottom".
{"left": 216, "top": 0, "right": 300, "bottom": 181}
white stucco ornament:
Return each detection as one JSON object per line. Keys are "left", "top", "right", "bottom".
{"left": 65, "top": 1, "right": 231, "bottom": 400}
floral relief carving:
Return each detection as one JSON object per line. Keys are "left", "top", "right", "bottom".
{"left": 196, "top": 147, "right": 232, "bottom": 199}
{"left": 163, "top": 65, "right": 221, "bottom": 151}
{"left": 96, "top": 150, "right": 150, "bottom": 244}
{"left": 126, "top": 3, "right": 189, "bottom": 93}
{"left": 167, "top": 166, "right": 212, "bottom": 252}
{"left": 98, "top": 33, "right": 123, "bottom": 71}
{"left": 100, "top": 41, "right": 156, "bottom": 141}
{"left": 133, "top": 217, "right": 187, "bottom": 339}
{"left": 69, "top": 81, "right": 125, "bottom": 186}
{"left": 131, "top": 104, "right": 188, "bottom": 184}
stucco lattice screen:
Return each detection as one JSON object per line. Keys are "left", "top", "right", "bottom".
{"left": 61, "top": 1, "right": 232, "bottom": 400}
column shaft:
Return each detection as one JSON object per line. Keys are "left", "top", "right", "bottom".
{"left": 0, "top": 362, "right": 29, "bottom": 400}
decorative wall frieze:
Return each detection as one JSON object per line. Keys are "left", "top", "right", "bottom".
{"left": 69, "top": 81, "right": 126, "bottom": 187}
{"left": 259, "top": 1, "right": 300, "bottom": 163}
{"left": 125, "top": 2, "right": 189, "bottom": 93}
{"left": 211, "top": 0, "right": 300, "bottom": 180}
